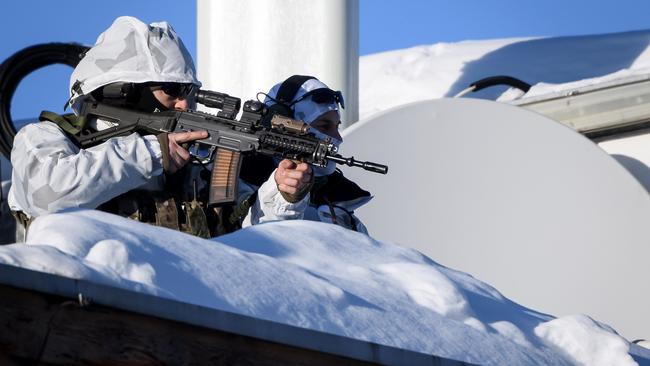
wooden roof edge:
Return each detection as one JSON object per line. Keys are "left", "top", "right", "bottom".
{"left": 0, "top": 263, "right": 473, "bottom": 366}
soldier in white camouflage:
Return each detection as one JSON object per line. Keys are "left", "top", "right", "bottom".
{"left": 8, "top": 16, "right": 212, "bottom": 236}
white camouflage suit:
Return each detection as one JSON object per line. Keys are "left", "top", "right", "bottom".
{"left": 8, "top": 17, "right": 201, "bottom": 220}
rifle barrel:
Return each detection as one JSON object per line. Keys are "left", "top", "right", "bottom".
{"left": 327, "top": 154, "right": 388, "bottom": 174}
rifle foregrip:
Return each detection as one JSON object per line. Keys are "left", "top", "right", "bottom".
{"left": 208, "top": 148, "right": 242, "bottom": 206}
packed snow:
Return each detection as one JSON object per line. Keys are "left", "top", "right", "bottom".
{"left": 3, "top": 29, "right": 650, "bottom": 364}
{"left": 360, "top": 29, "right": 650, "bottom": 119}
{"left": 1, "top": 209, "right": 649, "bottom": 365}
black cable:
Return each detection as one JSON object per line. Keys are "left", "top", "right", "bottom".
{"left": 0, "top": 43, "right": 90, "bottom": 158}
{"left": 469, "top": 75, "right": 532, "bottom": 93}
{"left": 455, "top": 75, "right": 532, "bottom": 98}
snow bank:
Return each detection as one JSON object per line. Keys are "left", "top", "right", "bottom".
{"left": 535, "top": 315, "right": 637, "bottom": 366}
{"left": 359, "top": 37, "right": 529, "bottom": 118}
{"left": 360, "top": 30, "right": 650, "bottom": 119}
{"left": 498, "top": 67, "right": 650, "bottom": 102}
{"left": 0, "top": 209, "right": 647, "bottom": 365}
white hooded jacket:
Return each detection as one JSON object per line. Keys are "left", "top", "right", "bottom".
{"left": 9, "top": 123, "right": 163, "bottom": 217}
{"left": 9, "top": 16, "right": 199, "bottom": 218}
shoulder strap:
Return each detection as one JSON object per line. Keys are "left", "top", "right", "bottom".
{"left": 228, "top": 191, "right": 258, "bottom": 227}
{"left": 11, "top": 210, "right": 33, "bottom": 232}
{"left": 39, "top": 110, "right": 87, "bottom": 135}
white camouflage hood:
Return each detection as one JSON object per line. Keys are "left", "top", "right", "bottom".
{"left": 69, "top": 16, "right": 200, "bottom": 112}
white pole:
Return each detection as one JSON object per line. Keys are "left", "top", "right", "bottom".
{"left": 197, "top": 0, "right": 359, "bottom": 127}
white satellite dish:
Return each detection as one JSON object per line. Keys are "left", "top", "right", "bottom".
{"left": 340, "top": 98, "right": 650, "bottom": 340}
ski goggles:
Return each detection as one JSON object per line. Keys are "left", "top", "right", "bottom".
{"left": 149, "top": 82, "right": 197, "bottom": 99}
{"left": 289, "top": 88, "right": 345, "bottom": 109}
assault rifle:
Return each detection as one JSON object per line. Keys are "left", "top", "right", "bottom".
{"left": 75, "top": 89, "right": 388, "bottom": 206}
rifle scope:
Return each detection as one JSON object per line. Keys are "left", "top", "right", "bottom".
{"left": 196, "top": 90, "right": 241, "bottom": 120}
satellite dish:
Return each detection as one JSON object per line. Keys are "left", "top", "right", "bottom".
{"left": 341, "top": 98, "right": 650, "bottom": 340}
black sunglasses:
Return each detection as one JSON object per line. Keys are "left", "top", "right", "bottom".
{"left": 149, "top": 82, "right": 197, "bottom": 99}
{"left": 289, "top": 88, "right": 345, "bottom": 109}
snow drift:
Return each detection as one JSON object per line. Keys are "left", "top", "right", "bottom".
{"left": 360, "top": 30, "right": 650, "bottom": 119}
{"left": 0, "top": 210, "right": 648, "bottom": 365}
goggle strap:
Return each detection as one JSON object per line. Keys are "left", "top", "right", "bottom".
{"left": 275, "top": 75, "right": 317, "bottom": 104}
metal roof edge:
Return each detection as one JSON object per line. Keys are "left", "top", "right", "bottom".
{"left": 511, "top": 72, "right": 650, "bottom": 106}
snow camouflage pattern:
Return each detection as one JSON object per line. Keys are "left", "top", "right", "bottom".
{"left": 8, "top": 121, "right": 163, "bottom": 218}
{"left": 68, "top": 16, "right": 200, "bottom": 113}
{"left": 7, "top": 16, "right": 207, "bottom": 219}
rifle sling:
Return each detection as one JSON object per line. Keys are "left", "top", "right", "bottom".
{"left": 39, "top": 110, "right": 87, "bottom": 136}
{"left": 228, "top": 191, "right": 258, "bottom": 226}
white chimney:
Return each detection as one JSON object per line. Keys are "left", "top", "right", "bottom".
{"left": 197, "top": 0, "right": 359, "bottom": 128}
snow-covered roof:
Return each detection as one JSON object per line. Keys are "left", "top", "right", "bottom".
{"left": 360, "top": 29, "right": 650, "bottom": 120}
{"left": 1, "top": 210, "right": 648, "bottom": 365}
{"left": 0, "top": 260, "right": 458, "bottom": 365}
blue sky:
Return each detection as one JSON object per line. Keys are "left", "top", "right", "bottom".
{"left": 360, "top": 0, "right": 650, "bottom": 54}
{"left": 1, "top": 0, "right": 650, "bottom": 119}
